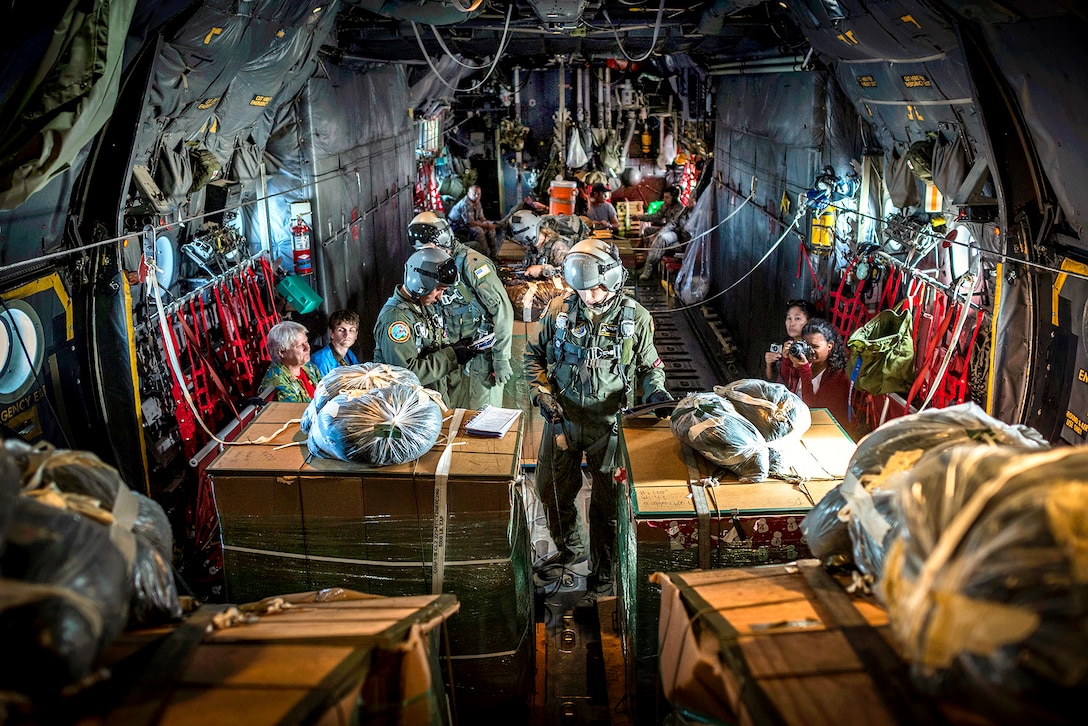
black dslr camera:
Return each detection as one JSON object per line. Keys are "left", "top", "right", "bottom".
{"left": 789, "top": 340, "right": 814, "bottom": 360}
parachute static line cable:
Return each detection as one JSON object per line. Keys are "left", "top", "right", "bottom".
{"left": 412, "top": 3, "right": 513, "bottom": 93}
{"left": 640, "top": 190, "right": 755, "bottom": 255}
{"left": 663, "top": 212, "right": 803, "bottom": 314}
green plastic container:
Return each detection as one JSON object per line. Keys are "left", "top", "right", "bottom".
{"left": 276, "top": 274, "right": 322, "bottom": 314}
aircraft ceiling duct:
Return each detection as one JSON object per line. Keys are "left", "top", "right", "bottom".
{"left": 345, "top": 0, "right": 485, "bottom": 25}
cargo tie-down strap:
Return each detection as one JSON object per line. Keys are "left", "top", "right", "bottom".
{"left": 682, "top": 444, "right": 718, "bottom": 571}
{"left": 430, "top": 408, "right": 464, "bottom": 595}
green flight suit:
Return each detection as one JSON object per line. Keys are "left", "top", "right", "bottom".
{"left": 524, "top": 290, "right": 668, "bottom": 589}
{"left": 373, "top": 286, "right": 458, "bottom": 406}
{"left": 441, "top": 241, "right": 514, "bottom": 409}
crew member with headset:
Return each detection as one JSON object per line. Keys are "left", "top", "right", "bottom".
{"left": 408, "top": 211, "right": 514, "bottom": 408}
{"left": 373, "top": 246, "right": 483, "bottom": 407}
{"left": 524, "top": 238, "right": 674, "bottom": 606}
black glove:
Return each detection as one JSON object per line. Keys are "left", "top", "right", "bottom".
{"left": 646, "top": 390, "right": 675, "bottom": 419}
{"left": 536, "top": 393, "right": 564, "bottom": 423}
{"left": 451, "top": 338, "right": 479, "bottom": 365}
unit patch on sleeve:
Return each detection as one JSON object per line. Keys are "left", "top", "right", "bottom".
{"left": 474, "top": 265, "right": 491, "bottom": 280}
{"left": 387, "top": 321, "right": 411, "bottom": 343}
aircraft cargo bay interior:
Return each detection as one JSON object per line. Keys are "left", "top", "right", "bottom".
{"left": 1, "top": 2, "right": 1086, "bottom": 725}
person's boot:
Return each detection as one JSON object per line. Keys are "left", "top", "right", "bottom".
{"left": 638, "top": 262, "right": 654, "bottom": 280}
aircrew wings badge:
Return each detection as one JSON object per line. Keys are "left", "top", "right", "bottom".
{"left": 388, "top": 321, "right": 411, "bottom": 343}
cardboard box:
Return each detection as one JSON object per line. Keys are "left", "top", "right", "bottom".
{"left": 207, "top": 403, "right": 533, "bottom": 720}
{"left": 93, "top": 592, "right": 458, "bottom": 725}
{"left": 654, "top": 562, "right": 990, "bottom": 725}
{"left": 615, "top": 409, "right": 857, "bottom": 724}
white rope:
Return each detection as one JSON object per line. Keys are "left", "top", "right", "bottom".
{"left": 411, "top": 4, "right": 513, "bottom": 93}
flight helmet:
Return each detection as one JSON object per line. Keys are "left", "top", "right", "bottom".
{"left": 404, "top": 246, "right": 457, "bottom": 296}
{"left": 407, "top": 211, "right": 455, "bottom": 250}
{"left": 509, "top": 210, "right": 542, "bottom": 247}
{"left": 563, "top": 238, "right": 625, "bottom": 292}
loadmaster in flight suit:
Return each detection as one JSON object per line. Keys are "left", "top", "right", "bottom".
{"left": 408, "top": 211, "right": 514, "bottom": 409}
{"left": 373, "top": 246, "right": 482, "bottom": 407}
{"left": 524, "top": 237, "right": 674, "bottom": 604}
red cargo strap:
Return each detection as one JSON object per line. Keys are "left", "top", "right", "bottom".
{"left": 177, "top": 310, "right": 241, "bottom": 421}
{"left": 213, "top": 282, "right": 255, "bottom": 396}
{"left": 163, "top": 316, "right": 199, "bottom": 460}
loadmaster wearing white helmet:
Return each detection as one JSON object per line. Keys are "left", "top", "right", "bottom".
{"left": 373, "top": 246, "right": 483, "bottom": 406}
{"left": 408, "top": 211, "right": 514, "bottom": 408}
{"left": 524, "top": 237, "right": 674, "bottom": 606}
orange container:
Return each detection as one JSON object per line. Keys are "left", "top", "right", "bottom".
{"left": 549, "top": 180, "right": 578, "bottom": 215}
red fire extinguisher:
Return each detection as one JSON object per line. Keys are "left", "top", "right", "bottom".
{"left": 291, "top": 216, "right": 312, "bottom": 275}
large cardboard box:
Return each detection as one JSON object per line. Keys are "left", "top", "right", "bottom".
{"left": 654, "top": 562, "right": 991, "bottom": 725}
{"left": 615, "top": 409, "right": 857, "bottom": 724}
{"left": 206, "top": 403, "right": 532, "bottom": 720}
{"left": 93, "top": 592, "right": 458, "bottom": 725}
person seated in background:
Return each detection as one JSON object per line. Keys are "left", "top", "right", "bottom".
{"left": 634, "top": 185, "right": 690, "bottom": 280}
{"left": 310, "top": 309, "right": 360, "bottom": 376}
{"left": 260, "top": 320, "right": 321, "bottom": 402}
{"left": 448, "top": 184, "right": 501, "bottom": 258}
{"left": 586, "top": 182, "right": 619, "bottom": 232}
{"left": 765, "top": 299, "right": 817, "bottom": 387}
{"left": 786, "top": 317, "right": 854, "bottom": 435}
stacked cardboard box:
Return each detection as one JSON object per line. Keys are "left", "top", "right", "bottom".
{"left": 95, "top": 592, "right": 458, "bottom": 725}
{"left": 655, "top": 561, "right": 991, "bottom": 725}
{"left": 615, "top": 409, "right": 857, "bottom": 724}
{"left": 206, "top": 403, "right": 532, "bottom": 720}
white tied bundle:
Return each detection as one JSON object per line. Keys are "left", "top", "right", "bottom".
{"left": 878, "top": 444, "right": 1088, "bottom": 724}
{"left": 307, "top": 383, "right": 444, "bottom": 466}
{"left": 670, "top": 391, "right": 770, "bottom": 481}
{"left": 301, "top": 363, "right": 422, "bottom": 433}
{"left": 715, "top": 379, "right": 811, "bottom": 444}
{"left": 800, "top": 402, "right": 1049, "bottom": 579}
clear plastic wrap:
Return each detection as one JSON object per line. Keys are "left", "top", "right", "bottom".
{"left": 879, "top": 444, "right": 1088, "bottom": 724}
{"left": 4, "top": 441, "right": 182, "bottom": 626}
{"left": 307, "top": 383, "right": 444, "bottom": 465}
{"left": 800, "top": 402, "right": 1048, "bottom": 579}
{"left": 1, "top": 497, "right": 133, "bottom": 695}
{"left": 715, "top": 379, "right": 812, "bottom": 443}
{"left": 670, "top": 391, "right": 770, "bottom": 481}
{"left": 301, "top": 362, "right": 421, "bottom": 433}
{"left": 503, "top": 276, "right": 570, "bottom": 323}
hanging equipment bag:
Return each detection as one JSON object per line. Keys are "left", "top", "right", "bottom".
{"left": 846, "top": 302, "right": 916, "bottom": 395}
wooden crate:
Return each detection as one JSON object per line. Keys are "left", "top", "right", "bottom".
{"left": 90, "top": 592, "right": 459, "bottom": 725}
{"left": 206, "top": 404, "right": 533, "bottom": 721}
{"left": 615, "top": 409, "right": 857, "bottom": 724}
{"left": 655, "top": 561, "right": 992, "bottom": 725}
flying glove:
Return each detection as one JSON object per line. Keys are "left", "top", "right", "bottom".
{"left": 646, "top": 390, "right": 675, "bottom": 419}
{"left": 536, "top": 393, "right": 564, "bottom": 423}
{"left": 492, "top": 358, "right": 513, "bottom": 385}
{"left": 451, "top": 338, "right": 480, "bottom": 365}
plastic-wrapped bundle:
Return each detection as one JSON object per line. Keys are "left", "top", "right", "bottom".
{"left": 670, "top": 392, "right": 770, "bottom": 481}
{"left": 1, "top": 497, "right": 133, "bottom": 695}
{"left": 308, "top": 383, "right": 444, "bottom": 465}
{"left": 880, "top": 444, "right": 1088, "bottom": 724}
{"left": 715, "top": 379, "right": 811, "bottom": 442}
{"left": 800, "top": 403, "right": 1048, "bottom": 579}
{"left": 504, "top": 276, "right": 570, "bottom": 323}
{"left": 4, "top": 440, "right": 182, "bottom": 626}
{"left": 301, "top": 362, "right": 420, "bottom": 433}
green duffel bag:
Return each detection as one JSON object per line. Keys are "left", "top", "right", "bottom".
{"left": 847, "top": 305, "right": 915, "bottom": 395}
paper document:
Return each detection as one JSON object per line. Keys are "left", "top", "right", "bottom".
{"left": 465, "top": 405, "right": 523, "bottom": 437}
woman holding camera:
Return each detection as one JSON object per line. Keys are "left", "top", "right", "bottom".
{"left": 787, "top": 317, "right": 854, "bottom": 436}
{"left": 765, "top": 299, "right": 817, "bottom": 388}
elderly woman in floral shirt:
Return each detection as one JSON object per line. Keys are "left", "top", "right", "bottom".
{"left": 259, "top": 320, "right": 322, "bottom": 402}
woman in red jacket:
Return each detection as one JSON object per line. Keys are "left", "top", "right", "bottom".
{"left": 785, "top": 317, "right": 855, "bottom": 437}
